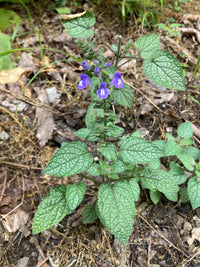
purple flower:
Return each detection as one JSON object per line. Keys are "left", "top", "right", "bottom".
{"left": 96, "top": 82, "right": 110, "bottom": 99}
{"left": 94, "top": 67, "right": 101, "bottom": 76}
{"left": 104, "top": 62, "right": 111, "bottom": 67}
{"left": 112, "top": 72, "right": 123, "bottom": 89}
{"left": 81, "top": 61, "right": 90, "bottom": 71}
{"left": 78, "top": 74, "right": 93, "bottom": 90}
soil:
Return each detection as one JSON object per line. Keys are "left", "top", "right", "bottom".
{"left": 0, "top": 0, "right": 200, "bottom": 266}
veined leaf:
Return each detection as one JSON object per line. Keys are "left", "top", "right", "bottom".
{"left": 143, "top": 49, "right": 185, "bottom": 91}
{"left": 32, "top": 185, "right": 72, "bottom": 234}
{"left": 142, "top": 168, "right": 179, "bottom": 201}
{"left": 100, "top": 143, "right": 117, "bottom": 161}
{"left": 169, "top": 161, "right": 187, "bottom": 185}
{"left": 129, "top": 179, "right": 140, "bottom": 201}
{"left": 150, "top": 190, "right": 161, "bottom": 204}
{"left": 177, "top": 151, "right": 195, "bottom": 171}
{"left": 82, "top": 204, "right": 98, "bottom": 224}
{"left": 177, "top": 121, "right": 193, "bottom": 139}
{"left": 188, "top": 177, "right": 200, "bottom": 209}
{"left": 134, "top": 34, "right": 160, "bottom": 59}
{"left": 44, "top": 141, "right": 93, "bottom": 177}
{"left": 66, "top": 182, "right": 86, "bottom": 210}
{"left": 112, "top": 83, "right": 133, "bottom": 107}
{"left": 97, "top": 180, "right": 136, "bottom": 245}
{"left": 119, "top": 136, "right": 163, "bottom": 164}
{"left": 62, "top": 11, "right": 95, "bottom": 38}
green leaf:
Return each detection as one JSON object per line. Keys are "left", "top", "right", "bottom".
{"left": 62, "top": 11, "right": 95, "bottom": 38}
{"left": 0, "top": 8, "right": 21, "bottom": 30}
{"left": 177, "top": 122, "right": 193, "bottom": 139}
{"left": 143, "top": 49, "right": 185, "bottom": 91}
{"left": 111, "top": 160, "right": 126, "bottom": 174}
{"left": 85, "top": 103, "right": 104, "bottom": 129}
{"left": 66, "top": 182, "right": 86, "bottom": 210}
{"left": 165, "top": 140, "right": 178, "bottom": 156}
{"left": 0, "top": 33, "right": 14, "bottom": 70}
{"left": 97, "top": 180, "right": 136, "bottom": 245}
{"left": 150, "top": 190, "right": 161, "bottom": 204}
{"left": 87, "top": 163, "right": 101, "bottom": 176}
{"left": 55, "top": 7, "right": 70, "bottom": 14}
{"left": 100, "top": 143, "right": 117, "bottom": 161}
{"left": 149, "top": 159, "right": 160, "bottom": 169}
{"left": 180, "top": 187, "right": 189, "bottom": 203}
{"left": 74, "top": 127, "right": 100, "bottom": 141}
{"left": 164, "top": 190, "right": 178, "bottom": 202}
{"left": 184, "top": 146, "right": 200, "bottom": 160}
{"left": 134, "top": 34, "right": 160, "bottom": 59}
{"left": 119, "top": 136, "right": 163, "bottom": 164}
{"left": 99, "top": 160, "right": 111, "bottom": 175}
{"left": 131, "top": 131, "right": 141, "bottom": 138}
{"left": 188, "top": 177, "right": 200, "bottom": 209}
{"left": 129, "top": 179, "right": 140, "bottom": 201}
{"left": 177, "top": 151, "right": 195, "bottom": 171}
{"left": 169, "top": 161, "right": 187, "bottom": 184}
{"left": 180, "top": 139, "right": 194, "bottom": 146}
{"left": 32, "top": 185, "right": 72, "bottom": 234}
{"left": 82, "top": 204, "right": 98, "bottom": 224}
{"left": 112, "top": 83, "right": 133, "bottom": 107}
{"left": 74, "top": 128, "right": 91, "bottom": 138}
{"left": 153, "top": 140, "right": 166, "bottom": 154}
{"left": 106, "top": 125, "right": 124, "bottom": 138}
{"left": 142, "top": 169, "right": 179, "bottom": 200}
{"left": 156, "top": 23, "right": 169, "bottom": 31}
{"left": 44, "top": 141, "right": 93, "bottom": 176}
{"left": 166, "top": 133, "right": 175, "bottom": 141}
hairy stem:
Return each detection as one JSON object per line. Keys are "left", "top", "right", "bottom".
{"left": 115, "top": 35, "right": 122, "bottom": 69}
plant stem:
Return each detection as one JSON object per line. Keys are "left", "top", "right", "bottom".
{"left": 101, "top": 99, "right": 108, "bottom": 184}
{"left": 36, "top": 27, "right": 44, "bottom": 65}
{"left": 103, "top": 99, "right": 107, "bottom": 142}
{"left": 115, "top": 35, "right": 122, "bottom": 69}
{"left": 80, "top": 174, "right": 100, "bottom": 185}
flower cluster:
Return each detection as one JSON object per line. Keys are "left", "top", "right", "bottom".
{"left": 78, "top": 61, "right": 123, "bottom": 99}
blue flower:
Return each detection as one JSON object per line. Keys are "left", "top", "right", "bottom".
{"left": 94, "top": 67, "right": 101, "bottom": 76}
{"left": 104, "top": 62, "right": 111, "bottom": 67}
{"left": 96, "top": 82, "right": 110, "bottom": 99}
{"left": 78, "top": 74, "right": 93, "bottom": 90}
{"left": 112, "top": 72, "right": 123, "bottom": 89}
{"left": 81, "top": 61, "right": 90, "bottom": 71}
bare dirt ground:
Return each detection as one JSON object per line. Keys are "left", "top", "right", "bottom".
{"left": 0, "top": 0, "right": 200, "bottom": 266}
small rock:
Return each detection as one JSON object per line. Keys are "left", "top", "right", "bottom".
{"left": 183, "top": 221, "right": 192, "bottom": 231}
{"left": 46, "top": 86, "right": 60, "bottom": 104}
{"left": 0, "top": 130, "right": 9, "bottom": 141}
{"left": 166, "top": 127, "right": 173, "bottom": 133}
{"left": 17, "top": 256, "right": 29, "bottom": 267}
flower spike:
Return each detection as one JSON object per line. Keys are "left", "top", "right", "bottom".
{"left": 81, "top": 61, "right": 90, "bottom": 71}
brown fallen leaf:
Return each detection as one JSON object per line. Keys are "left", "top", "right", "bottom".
{"left": 138, "top": 93, "right": 174, "bottom": 115}
{"left": 180, "top": 27, "right": 200, "bottom": 43}
{"left": 61, "top": 11, "right": 86, "bottom": 20}
{"left": 36, "top": 90, "right": 56, "bottom": 146}
{"left": 191, "top": 123, "right": 200, "bottom": 139}
{"left": 2, "top": 207, "right": 29, "bottom": 233}
{"left": 0, "top": 68, "right": 26, "bottom": 85}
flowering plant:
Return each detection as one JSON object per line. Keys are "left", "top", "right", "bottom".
{"left": 32, "top": 11, "right": 200, "bottom": 245}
